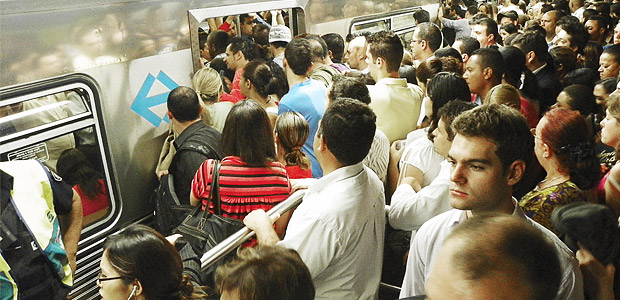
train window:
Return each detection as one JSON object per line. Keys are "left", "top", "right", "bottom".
{"left": 1, "top": 80, "right": 114, "bottom": 229}
{"left": 0, "top": 89, "right": 90, "bottom": 139}
{"left": 352, "top": 20, "right": 389, "bottom": 33}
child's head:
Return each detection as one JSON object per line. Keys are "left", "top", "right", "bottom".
{"left": 275, "top": 112, "right": 310, "bottom": 169}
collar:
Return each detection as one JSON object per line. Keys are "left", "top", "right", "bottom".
{"left": 173, "top": 121, "right": 205, "bottom": 148}
{"left": 532, "top": 62, "right": 548, "bottom": 75}
{"left": 307, "top": 163, "right": 365, "bottom": 194}
{"left": 376, "top": 77, "right": 408, "bottom": 86}
{"left": 448, "top": 197, "right": 524, "bottom": 229}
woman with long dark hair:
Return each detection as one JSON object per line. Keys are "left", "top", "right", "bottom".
{"left": 190, "top": 100, "right": 291, "bottom": 236}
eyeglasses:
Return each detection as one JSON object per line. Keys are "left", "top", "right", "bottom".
{"left": 97, "top": 271, "right": 129, "bottom": 286}
{"left": 530, "top": 128, "right": 542, "bottom": 141}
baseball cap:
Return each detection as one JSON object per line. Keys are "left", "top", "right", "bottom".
{"left": 269, "top": 25, "right": 292, "bottom": 43}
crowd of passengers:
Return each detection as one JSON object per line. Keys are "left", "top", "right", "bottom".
{"left": 93, "top": 3, "right": 620, "bottom": 300}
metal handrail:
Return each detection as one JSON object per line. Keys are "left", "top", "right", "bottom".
{"left": 200, "top": 190, "right": 307, "bottom": 271}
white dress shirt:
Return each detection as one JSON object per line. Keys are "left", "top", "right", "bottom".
{"left": 389, "top": 160, "right": 451, "bottom": 231}
{"left": 279, "top": 163, "right": 386, "bottom": 300}
{"left": 401, "top": 200, "right": 584, "bottom": 300}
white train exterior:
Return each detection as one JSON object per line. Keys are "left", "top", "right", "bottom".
{"left": 0, "top": 0, "right": 437, "bottom": 298}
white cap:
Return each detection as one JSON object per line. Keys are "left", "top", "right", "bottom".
{"left": 269, "top": 25, "right": 292, "bottom": 43}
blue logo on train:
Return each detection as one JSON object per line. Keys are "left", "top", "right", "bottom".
{"left": 131, "top": 71, "right": 179, "bottom": 127}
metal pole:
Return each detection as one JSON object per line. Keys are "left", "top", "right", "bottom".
{"left": 200, "top": 190, "right": 306, "bottom": 271}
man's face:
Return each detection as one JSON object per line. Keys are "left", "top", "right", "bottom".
{"left": 447, "top": 134, "right": 511, "bottom": 213}
{"left": 553, "top": 29, "right": 575, "bottom": 51}
{"left": 471, "top": 24, "right": 491, "bottom": 48}
{"left": 410, "top": 28, "right": 425, "bottom": 60}
{"left": 240, "top": 17, "right": 255, "bottom": 36}
{"left": 540, "top": 12, "right": 557, "bottom": 37}
{"left": 432, "top": 118, "right": 452, "bottom": 157}
{"left": 224, "top": 44, "right": 237, "bottom": 71}
{"left": 462, "top": 55, "right": 486, "bottom": 95}
{"left": 346, "top": 38, "right": 365, "bottom": 69}
{"left": 599, "top": 53, "right": 620, "bottom": 79}
{"left": 500, "top": 17, "right": 513, "bottom": 27}
{"left": 585, "top": 19, "right": 602, "bottom": 42}
{"left": 614, "top": 23, "right": 620, "bottom": 44}
{"left": 365, "top": 48, "right": 380, "bottom": 81}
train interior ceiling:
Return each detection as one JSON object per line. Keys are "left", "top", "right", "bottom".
{"left": 0, "top": 0, "right": 438, "bottom": 298}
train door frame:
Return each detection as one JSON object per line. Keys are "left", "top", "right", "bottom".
{"left": 0, "top": 73, "right": 123, "bottom": 297}
{"left": 187, "top": 0, "right": 306, "bottom": 72}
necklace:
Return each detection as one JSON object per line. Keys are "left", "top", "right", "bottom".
{"left": 537, "top": 175, "right": 569, "bottom": 190}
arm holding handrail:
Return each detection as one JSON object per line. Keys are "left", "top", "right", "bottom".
{"left": 200, "top": 190, "right": 306, "bottom": 271}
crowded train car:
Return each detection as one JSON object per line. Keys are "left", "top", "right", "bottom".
{"left": 2, "top": 0, "right": 620, "bottom": 298}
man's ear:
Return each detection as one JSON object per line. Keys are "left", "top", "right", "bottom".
{"left": 234, "top": 51, "right": 243, "bottom": 62}
{"left": 167, "top": 110, "right": 174, "bottom": 120}
{"left": 461, "top": 53, "right": 469, "bottom": 63}
{"left": 376, "top": 56, "right": 385, "bottom": 69}
{"left": 421, "top": 40, "right": 428, "bottom": 51}
{"left": 526, "top": 50, "right": 536, "bottom": 65}
{"left": 483, "top": 67, "right": 494, "bottom": 80}
{"left": 328, "top": 49, "right": 334, "bottom": 59}
{"left": 506, "top": 160, "right": 526, "bottom": 186}
{"left": 316, "top": 133, "right": 327, "bottom": 152}
{"left": 283, "top": 57, "right": 288, "bottom": 68}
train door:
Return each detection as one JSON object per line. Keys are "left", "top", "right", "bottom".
{"left": 0, "top": 74, "right": 121, "bottom": 298}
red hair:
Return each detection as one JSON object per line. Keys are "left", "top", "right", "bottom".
{"left": 541, "top": 107, "right": 601, "bottom": 189}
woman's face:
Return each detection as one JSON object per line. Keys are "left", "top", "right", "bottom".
{"left": 240, "top": 73, "right": 250, "bottom": 98}
{"left": 601, "top": 109, "right": 620, "bottom": 149}
{"left": 99, "top": 250, "right": 133, "bottom": 300}
{"left": 593, "top": 83, "right": 610, "bottom": 107}
{"left": 533, "top": 117, "right": 548, "bottom": 165}
{"left": 554, "top": 91, "right": 573, "bottom": 110}
{"left": 500, "top": 29, "right": 510, "bottom": 41}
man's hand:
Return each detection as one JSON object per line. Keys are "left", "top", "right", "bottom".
{"left": 157, "top": 170, "right": 169, "bottom": 180}
{"left": 290, "top": 178, "right": 317, "bottom": 192}
{"left": 244, "top": 210, "right": 281, "bottom": 246}
{"left": 577, "top": 246, "right": 615, "bottom": 300}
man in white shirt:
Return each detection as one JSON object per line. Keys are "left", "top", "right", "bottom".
{"left": 244, "top": 98, "right": 385, "bottom": 300}
{"left": 389, "top": 101, "right": 475, "bottom": 231}
{"left": 366, "top": 31, "right": 423, "bottom": 142}
{"left": 400, "top": 104, "right": 583, "bottom": 299}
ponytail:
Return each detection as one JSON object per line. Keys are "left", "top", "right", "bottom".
{"left": 275, "top": 112, "right": 310, "bottom": 170}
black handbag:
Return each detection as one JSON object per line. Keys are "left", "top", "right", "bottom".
{"left": 172, "top": 160, "right": 243, "bottom": 284}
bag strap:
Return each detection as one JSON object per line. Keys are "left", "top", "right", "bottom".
{"left": 212, "top": 160, "right": 222, "bottom": 215}
{"left": 196, "top": 159, "right": 221, "bottom": 223}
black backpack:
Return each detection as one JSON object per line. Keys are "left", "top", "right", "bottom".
{"left": 152, "top": 138, "right": 219, "bottom": 236}
{"left": 152, "top": 173, "right": 194, "bottom": 236}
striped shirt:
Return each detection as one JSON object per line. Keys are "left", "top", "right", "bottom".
{"left": 191, "top": 156, "right": 291, "bottom": 220}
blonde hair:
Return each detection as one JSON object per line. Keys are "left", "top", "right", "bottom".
{"left": 275, "top": 112, "right": 310, "bottom": 170}
{"left": 484, "top": 84, "right": 521, "bottom": 110}
{"left": 191, "top": 67, "right": 222, "bottom": 103}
